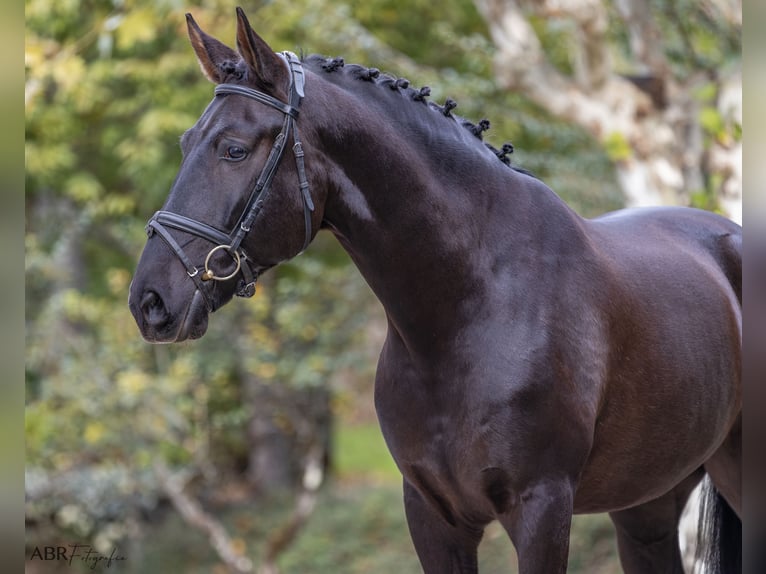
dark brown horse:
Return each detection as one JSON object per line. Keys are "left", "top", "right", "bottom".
{"left": 128, "top": 9, "right": 741, "bottom": 573}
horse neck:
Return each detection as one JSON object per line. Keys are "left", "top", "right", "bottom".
{"left": 305, "top": 72, "right": 587, "bottom": 358}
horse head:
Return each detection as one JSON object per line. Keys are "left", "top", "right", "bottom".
{"left": 129, "top": 8, "right": 324, "bottom": 342}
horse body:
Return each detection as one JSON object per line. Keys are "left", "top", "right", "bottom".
{"left": 366, "top": 197, "right": 741, "bottom": 571}
{"left": 308, "top": 54, "right": 741, "bottom": 515}
{"left": 129, "top": 9, "right": 741, "bottom": 573}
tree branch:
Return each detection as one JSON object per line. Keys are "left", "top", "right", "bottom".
{"left": 475, "top": 0, "right": 741, "bottom": 216}
{"left": 613, "top": 0, "right": 671, "bottom": 76}
{"left": 474, "top": 0, "right": 644, "bottom": 137}
{"left": 155, "top": 463, "right": 254, "bottom": 573}
{"left": 535, "top": 0, "right": 612, "bottom": 89}
{"left": 258, "top": 444, "right": 325, "bottom": 574}
{"left": 702, "top": 0, "right": 741, "bottom": 27}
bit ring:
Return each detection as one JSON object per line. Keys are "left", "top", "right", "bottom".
{"left": 201, "top": 245, "right": 241, "bottom": 281}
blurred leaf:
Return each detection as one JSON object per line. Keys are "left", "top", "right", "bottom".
{"left": 115, "top": 8, "right": 157, "bottom": 50}
{"left": 65, "top": 172, "right": 103, "bottom": 203}
{"left": 699, "top": 107, "right": 725, "bottom": 138}
{"left": 603, "top": 132, "right": 632, "bottom": 162}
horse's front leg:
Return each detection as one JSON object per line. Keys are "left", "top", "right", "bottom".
{"left": 403, "top": 478, "right": 483, "bottom": 574}
{"left": 498, "top": 479, "right": 575, "bottom": 574}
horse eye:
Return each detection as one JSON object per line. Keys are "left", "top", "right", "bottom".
{"left": 223, "top": 145, "right": 248, "bottom": 161}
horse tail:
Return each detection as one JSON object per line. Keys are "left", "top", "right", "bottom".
{"left": 695, "top": 475, "right": 741, "bottom": 573}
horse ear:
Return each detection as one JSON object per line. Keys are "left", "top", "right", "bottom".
{"left": 235, "top": 7, "right": 288, "bottom": 91}
{"left": 186, "top": 13, "right": 239, "bottom": 84}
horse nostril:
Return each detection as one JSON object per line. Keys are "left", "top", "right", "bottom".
{"left": 140, "top": 290, "right": 168, "bottom": 327}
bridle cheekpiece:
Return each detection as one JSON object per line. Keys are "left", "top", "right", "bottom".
{"left": 145, "top": 52, "right": 314, "bottom": 312}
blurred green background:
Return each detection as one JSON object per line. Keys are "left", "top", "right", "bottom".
{"left": 25, "top": 0, "right": 740, "bottom": 572}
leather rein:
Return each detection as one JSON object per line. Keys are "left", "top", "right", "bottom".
{"left": 145, "top": 51, "right": 314, "bottom": 311}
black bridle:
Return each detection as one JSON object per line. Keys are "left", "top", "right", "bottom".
{"left": 145, "top": 51, "right": 314, "bottom": 311}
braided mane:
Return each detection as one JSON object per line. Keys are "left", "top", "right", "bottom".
{"left": 302, "top": 55, "right": 533, "bottom": 176}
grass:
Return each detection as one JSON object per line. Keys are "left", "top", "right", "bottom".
{"left": 332, "top": 422, "right": 401, "bottom": 482}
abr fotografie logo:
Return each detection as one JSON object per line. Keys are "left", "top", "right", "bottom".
{"left": 28, "top": 544, "right": 126, "bottom": 569}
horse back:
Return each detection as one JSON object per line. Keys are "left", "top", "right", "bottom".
{"left": 591, "top": 206, "right": 741, "bottom": 308}
{"left": 588, "top": 206, "right": 742, "bottom": 398}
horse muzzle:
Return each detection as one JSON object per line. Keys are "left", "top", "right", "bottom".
{"left": 129, "top": 282, "right": 210, "bottom": 343}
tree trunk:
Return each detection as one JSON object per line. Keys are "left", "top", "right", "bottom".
{"left": 246, "top": 379, "right": 332, "bottom": 495}
{"left": 473, "top": 0, "right": 741, "bottom": 222}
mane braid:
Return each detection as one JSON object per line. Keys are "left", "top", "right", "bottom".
{"left": 321, "top": 57, "right": 345, "bottom": 72}
{"left": 413, "top": 86, "right": 431, "bottom": 102}
{"left": 301, "top": 54, "right": 532, "bottom": 176}
{"left": 442, "top": 98, "right": 457, "bottom": 117}
{"left": 361, "top": 67, "right": 380, "bottom": 82}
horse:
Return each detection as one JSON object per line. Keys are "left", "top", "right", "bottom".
{"left": 128, "top": 8, "right": 742, "bottom": 573}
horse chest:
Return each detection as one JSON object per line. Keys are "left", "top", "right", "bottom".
{"left": 375, "top": 387, "right": 494, "bottom": 520}
{"left": 373, "top": 351, "right": 526, "bottom": 514}
{"left": 374, "top": 379, "right": 465, "bottom": 467}
{"left": 372, "top": 323, "right": 607, "bottom": 523}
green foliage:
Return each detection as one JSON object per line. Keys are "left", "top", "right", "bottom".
{"left": 687, "top": 78, "right": 741, "bottom": 215}
{"left": 25, "top": 0, "right": 375, "bottom": 552}
{"left": 695, "top": 80, "right": 742, "bottom": 148}
{"left": 343, "top": 0, "right": 489, "bottom": 72}
{"left": 649, "top": 0, "right": 740, "bottom": 75}
{"left": 528, "top": 14, "right": 576, "bottom": 76}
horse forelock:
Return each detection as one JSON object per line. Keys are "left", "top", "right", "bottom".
{"left": 301, "top": 54, "right": 531, "bottom": 177}
{"left": 218, "top": 58, "right": 248, "bottom": 82}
